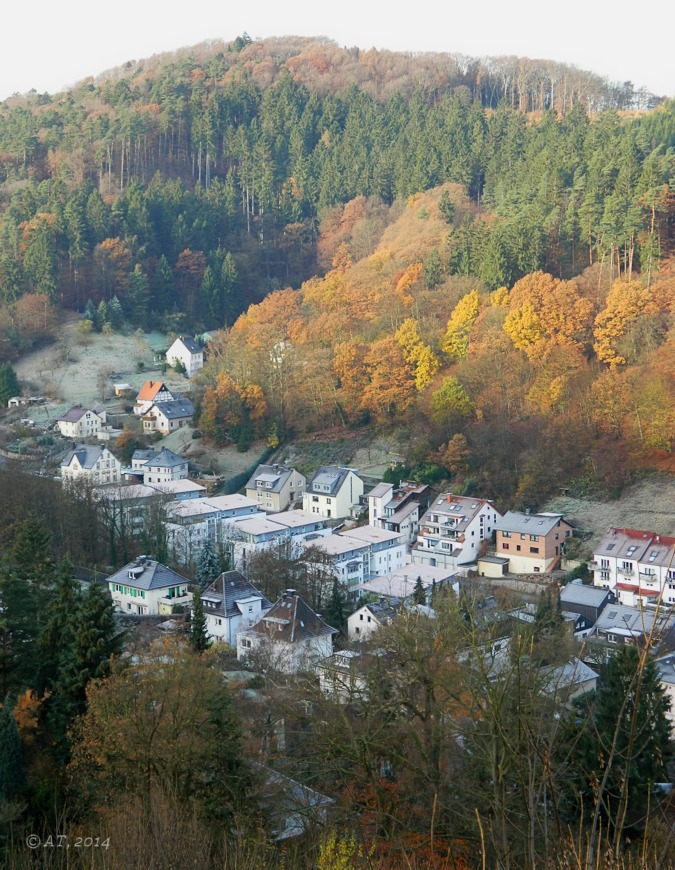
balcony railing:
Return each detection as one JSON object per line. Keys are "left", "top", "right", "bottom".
{"left": 617, "top": 566, "right": 635, "bottom": 576}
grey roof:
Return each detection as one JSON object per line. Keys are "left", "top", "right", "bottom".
{"left": 594, "top": 528, "right": 675, "bottom": 566}
{"left": 495, "top": 511, "right": 566, "bottom": 536}
{"left": 540, "top": 658, "right": 599, "bottom": 692}
{"left": 151, "top": 397, "right": 195, "bottom": 420}
{"left": 307, "top": 466, "right": 353, "bottom": 496}
{"left": 176, "top": 336, "right": 202, "bottom": 354}
{"left": 369, "top": 482, "right": 393, "bottom": 499}
{"left": 201, "top": 570, "right": 271, "bottom": 619}
{"left": 655, "top": 654, "right": 675, "bottom": 686}
{"left": 560, "top": 583, "right": 611, "bottom": 608}
{"left": 132, "top": 449, "right": 158, "bottom": 463}
{"left": 144, "top": 448, "right": 187, "bottom": 468}
{"left": 245, "top": 464, "right": 296, "bottom": 493}
{"left": 57, "top": 406, "right": 97, "bottom": 423}
{"left": 62, "top": 444, "right": 105, "bottom": 469}
{"left": 247, "top": 591, "right": 338, "bottom": 643}
{"left": 106, "top": 558, "right": 190, "bottom": 591}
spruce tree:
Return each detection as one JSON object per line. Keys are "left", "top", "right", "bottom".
{"left": 36, "top": 559, "right": 81, "bottom": 696}
{"left": 0, "top": 362, "right": 20, "bottom": 405}
{"left": 412, "top": 576, "right": 426, "bottom": 605}
{"left": 0, "top": 571, "right": 39, "bottom": 697}
{"left": 0, "top": 696, "right": 25, "bottom": 802}
{"left": 196, "top": 540, "right": 220, "bottom": 590}
{"left": 325, "top": 578, "right": 347, "bottom": 633}
{"left": 190, "top": 588, "right": 211, "bottom": 653}
{"left": 108, "top": 295, "right": 124, "bottom": 330}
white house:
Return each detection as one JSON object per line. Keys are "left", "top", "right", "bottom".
{"left": 142, "top": 397, "right": 195, "bottom": 435}
{"left": 412, "top": 494, "right": 502, "bottom": 571}
{"left": 166, "top": 336, "right": 204, "bottom": 377}
{"left": 304, "top": 534, "right": 371, "bottom": 594}
{"left": 368, "top": 481, "right": 432, "bottom": 545}
{"left": 55, "top": 407, "right": 107, "bottom": 439}
{"left": 318, "top": 650, "right": 370, "bottom": 703}
{"left": 227, "top": 509, "right": 331, "bottom": 571}
{"left": 130, "top": 447, "right": 188, "bottom": 484}
{"left": 348, "top": 600, "right": 399, "bottom": 642}
{"left": 245, "top": 464, "right": 306, "bottom": 513}
{"left": 200, "top": 570, "right": 272, "bottom": 645}
{"left": 165, "top": 494, "right": 261, "bottom": 565}
{"left": 134, "top": 380, "right": 175, "bottom": 415}
{"left": 338, "top": 526, "right": 406, "bottom": 577}
{"left": 61, "top": 444, "right": 121, "bottom": 486}
{"left": 237, "top": 589, "right": 338, "bottom": 673}
{"left": 655, "top": 654, "right": 675, "bottom": 723}
{"left": 591, "top": 527, "right": 675, "bottom": 607}
{"left": 107, "top": 556, "right": 192, "bottom": 615}
{"left": 303, "top": 466, "right": 364, "bottom": 519}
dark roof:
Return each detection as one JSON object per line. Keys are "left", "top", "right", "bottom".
{"left": 306, "top": 466, "right": 354, "bottom": 496}
{"left": 201, "top": 570, "right": 271, "bottom": 618}
{"left": 175, "top": 336, "right": 202, "bottom": 354}
{"left": 495, "top": 511, "right": 567, "bottom": 536}
{"left": 248, "top": 591, "right": 337, "bottom": 643}
{"left": 57, "top": 406, "right": 96, "bottom": 423}
{"left": 106, "top": 558, "right": 190, "bottom": 591}
{"left": 62, "top": 444, "right": 106, "bottom": 469}
{"left": 150, "top": 397, "right": 195, "bottom": 420}
{"left": 132, "top": 448, "right": 157, "bottom": 463}
{"left": 144, "top": 447, "right": 187, "bottom": 468}
{"left": 245, "top": 464, "right": 296, "bottom": 493}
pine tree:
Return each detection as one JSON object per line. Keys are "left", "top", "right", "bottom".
{"left": 82, "top": 298, "right": 97, "bottom": 324}
{"left": 190, "top": 588, "right": 211, "bottom": 653}
{"left": 108, "top": 295, "right": 124, "bottom": 330}
{"left": 0, "top": 571, "right": 39, "bottom": 697}
{"left": 412, "top": 576, "right": 426, "bottom": 605}
{"left": 0, "top": 362, "right": 20, "bottom": 405}
{"left": 36, "top": 559, "right": 81, "bottom": 696}
{"left": 196, "top": 540, "right": 220, "bottom": 590}
{"left": 0, "top": 696, "right": 25, "bottom": 802}
{"left": 325, "top": 578, "right": 347, "bottom": 633}
{"left": 11, "top": 516, "right": 54, "bottom": 583}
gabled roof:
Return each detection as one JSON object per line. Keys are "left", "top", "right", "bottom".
{"left": 132, "top": 448, "right": 157, "bottom": 463}
{"left": 62, "top": 444, "right": 106, "bottom": 470}
{"left": 201, "top": 570, "right": 271, "bottom": 619}
{"left": 136, "top": 380, "right": 171, "bottom": 402}
{"left": 306, "top": 466, "right": 355, "bottom": 496}
{"left": 421, "top": 494, "right": 498, "bottom": 532}
{"left": 149, "top": 397, "right": 195, "bottom": 420}
{"left": 245, "top": 464, "right": 300, "bottom": 493}
{"left": 247, "top": 591, "right": 337, "bottom": 643}
{"left": 106, "top": 558, "right": 190, "bottom": 591}
{"left": 172, "top": 336, "right": 202, "bottom": 354}
{"left": 560, "top": 584, "right": 611, "bottom": 609}
{"left": 495, "top": 511, "right": 567, "bottom": 536}
{"left": 57, "top": 406, "right": 100, "bottom": 423}
{"left": 594, "top": 527, "right": 675, "bottom": 565}
{"left": 143, "top": 447, "right": 187, "bottom": 468}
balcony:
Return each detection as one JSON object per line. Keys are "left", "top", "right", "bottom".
{"left": 617, "top": 565, "right": 635, "bottom": 577}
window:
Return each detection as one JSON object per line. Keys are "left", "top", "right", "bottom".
{"left": 502, "top": 531, "right": 511, "bottom": 538}
{"left": 530, "top": 546, "right": 539, "bottom": 554}
{"left": 516, "top": 545, "right": 521, "bottom": 551}
{"left": 530, "top": 535, "right": 539, "bottom": 542}
{"left": 503, "top": 543, "right": 510, "bottom": 550}
{"left": 521, "top": 534, "right": 526, "bottom": 540}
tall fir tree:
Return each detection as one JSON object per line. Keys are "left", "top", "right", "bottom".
{"left": 196, "top": 540, "right": 220, "bottom": 590}
{"left": 189, "top": 588, "right": 211, "bottom": 653}
{"left": 0, "top": 696, "right": 25, "bottom": 802}
{"left": 325, "top": 578, "right": 348, "bottom": 634}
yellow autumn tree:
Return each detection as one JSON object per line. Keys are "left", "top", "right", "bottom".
{"left": 394, "top": 317, "right": 440, "bottom": 391}
{"left": 593, "top": 279, "right": 655, "bottom": 366}
{"left": 442, "top": 289, "right": 480, "bottom": 360}
{"left": 503, "top": 303, "right": 545, "bottom": 358}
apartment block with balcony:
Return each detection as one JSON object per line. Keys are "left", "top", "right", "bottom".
{"left": 591, "top": 527, "right": 675, "bottom": 607}
{"left": 494, "top": 511, "right": 572, "bottom": 574}
{"left": 412, "top": 494, "right": 502, "bottom": 571}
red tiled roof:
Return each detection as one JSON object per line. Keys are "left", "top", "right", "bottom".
{"left": 136, "top": 380, "right": 167, "bottom": 401}
{"left": 615, "top": 582, "right": 660, "bottom": 596}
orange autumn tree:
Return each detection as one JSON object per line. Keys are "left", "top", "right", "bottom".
{"left": 360, "top": 336, "right": 416, "bottom": 422}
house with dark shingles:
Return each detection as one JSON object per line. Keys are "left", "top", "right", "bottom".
{"left": 55, "top": 406, "right": 107, "bottom": 439}
{"left": 106, "top": 556, "right": 192, "bottom": 615}
{"left": 368, "top": 480, "right": 432, "bottom": 545}
{"left": 61, "top": 444, "right": 121, "bottom": 486}
{"left": 142, "top": 396, "right": 195, "bottom": 435}
{"left": 200, "top": 570, "right": 272, "bottom": 644}
{"left": 302, "top": 466, "right": 364, "bottom": 519}
{"left": 590, "top": 527, "right": 675, "bottom": 607}
{"left": 237, "top": 589, "right": 337, "bottom": 673}
{"left": 129, "top": 447, "right": 188, "bottom": 484}
{"left": 245, "top": 463, "right": 306, "bottom": 512}
{"left": 166, "top": 336, "right": 204, "bottom": 376}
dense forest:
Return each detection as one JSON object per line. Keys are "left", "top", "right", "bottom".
{"left": 0, "top": 35, "right": 673, "bottom": 505}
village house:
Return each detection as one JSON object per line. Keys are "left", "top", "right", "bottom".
{"left": 166, "top": 336, "right": 204, "bottom": 376}
{"left": 237, "top": 589, "right": 338, "bottom": 673}
{"left": 559, "top": 583, "right": 613, "bottom": 635}
{"left": 245, "top": 464, "right": 306, "bottom": 513}
{"left": 129, "top": 447, "right": 188, "bottom": 484}
{"left": 494, "top": 511, "right": 572, "bottom": 573}
{"left": 338, "top": 526, "right": 406, "bottom": 576}
{"left": 302, "top": 466, "right": 364, "bottom": 519}
{"left": 348, "top": 599, "right": 399, "bottom": 642}
{"left": 55, "top": 406, "right": 107, "bottom": 439}
{"left": 200, "top": 570, "right": 272, "bottom": 645}
{"left": 141, "top": 396, "right": 195, "bottom": 435}
{"left": 107, "top": 556, "right": 192, "bottom": 615}
{"left": 368, "top": 480, "right": 432, "bottom": 545}
{"left": 655, "top": 654, "right": 675, "bottom": 723}
{"left": 60, "top": 444, "right": 121, "bottom": 486}
{"left": 317, "top": 649, "right": 371, "bottom": 703}
{"left": 589, "top": 602, "right": 675, "bottom": 648}
{"left": 133, "top": 380, "right": 175, "bottom": 415}
{"left": 412, "top": 494, "right": 502, "bottom": 571}
{"left": 590, "top": 527, "right": 675, "bottom": 607}
{"left": 303, "top": 534, "right": 371, "bottom": 594}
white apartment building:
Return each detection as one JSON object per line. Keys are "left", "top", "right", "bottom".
{"left": 412, "top": 494, "right": 502, "bottom": 571}
{"left": 61, "top": 445, "right": 121, "bottom": 486}
{"left": 591, "top": 527, "right": 675, "bottom": 607}
{"left": 303, "top": 466, "right": 364, "bottom": 519}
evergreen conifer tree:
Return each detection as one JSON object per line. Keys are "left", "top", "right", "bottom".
{"left": 196, "top": 540, "right": 220, "bottom": 590}
{"left": 0, "top": 362, "right": 20, "bottom": 406}
{"left": 326, "top": 578, "right": 348, "bottom": 633}
{"left": 412, "top": 576, "right": 426, "bottom": 605}
{"left": 0, "top": 696, "right": 25, "bottom": 802}
{"left": 36, "top": 559, "right": 81, "bottom": 696}
{"left": 190, "top": 588, "right": 211, "bottom": 653}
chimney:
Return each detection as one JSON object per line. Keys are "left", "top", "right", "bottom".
{"left": 284, "top": 588, "right": 296, "bottom": 597}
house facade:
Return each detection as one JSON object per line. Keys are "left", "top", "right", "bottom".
{"left": 55, "top": 407, "right": 107, "bottom": 439}
{"left": 166, "top": 336, "right": 204, "bottom": 376}
{"left": 303, "top": 466, "right": 364, "bottom": 519}
{"left": 200, "top": 570, "right": 272, "bottom": 644}
{"left": 237, "top": 589, "right": 337, "bottom": 673}
{"left": 165, "top": 494, "right": 261, "bottom": 565}
{"left": 130, "top": 447, "right": 188, "bottom": 484}
{"left": 107, "top": 556, "right": 192, "bottom": 615}
{"left": 348, "top": 600, "right": 398, "bottom": 642}
{"left": 590, "top": 527, "right": 675, "bottom": 607}
{"left": 134, "top": 381, "right": 174, "bottom": 415}
{"left": 61, "top": 445, "right": 121, "bottom": 486}
{"left": 142, "top": 397, "right": 195, "bottom": 434}
{"left": 245, "top": 464, "right": 306, "bottom": 513}
{"left": 368, "top": 481, "right": 432, "bottom": 545}
{"left": 494, "top": 511, "right": 572, "bottom": 573}
{"left": 227, "top": 510, "right": 330, "bottom": 571}
{"left": 412, "top": 495, "right": 502, "bottom": 571}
